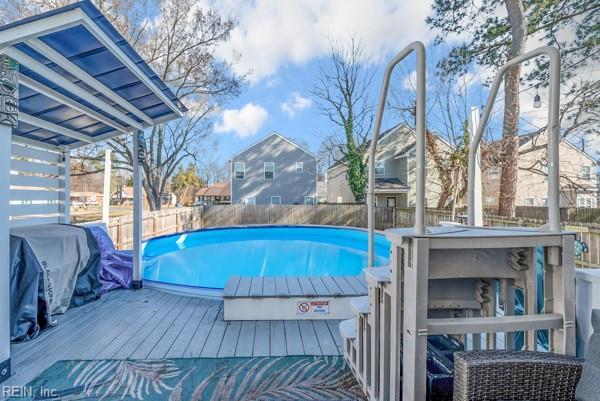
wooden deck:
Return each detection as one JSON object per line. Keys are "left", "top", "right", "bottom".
{"left": 224, "top": 275, "right": 369, "bottom": 298}
{"left": 5, "top": 288, "right": 344, "bottom": 388}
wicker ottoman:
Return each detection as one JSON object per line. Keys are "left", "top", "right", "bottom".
{"left": 453, "top": 350, "right": 583, "bottom": 401}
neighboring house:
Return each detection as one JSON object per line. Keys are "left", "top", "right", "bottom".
{"left": 196, "top": 182, "right": 231, "bottom": 205}
{"left": 326, "top": 124, "right": 453, "bottom": 208}
{"left": 70, "top": 191, "right": 102, "bottom": 206}
{"left": 483, "top": 132, "right": 598, "bottom": 208}
{"left": 230, "top": 132, "right": 318, "bottom": 205}
{"left": 316, "top": 178, "right": 328, "bottom": 204}
{"left": 111, "top": 186, "right": 153, "bottom": 207}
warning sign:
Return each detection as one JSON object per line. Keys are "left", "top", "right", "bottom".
{"left": 297, "top": 300, "right": 329, "bottom": 315}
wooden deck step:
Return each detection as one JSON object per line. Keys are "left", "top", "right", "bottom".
{"left": 350, "top": 296, "right": 370, "bottom": 314}
{"left": 223, "top": 275, "right": 368, "bottom": 298}
{"left": 364, "top": 267, "right": 391, "bottom": 283}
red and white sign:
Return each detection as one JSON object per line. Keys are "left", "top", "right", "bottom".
{"left": 297, "top": 300, "right": 329, "bottom": 315}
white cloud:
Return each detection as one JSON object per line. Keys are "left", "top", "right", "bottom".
{"left": 214, "top": 102, "right": 268, "bottom": 138}
{"left": 402, "top": 71, "right": 418, "bottom": 91}
{"left": 211, "top": 0, "right": 433, "bottom": 83}
{"left": 281, "top": 92, "right": 312, "bottom": 118}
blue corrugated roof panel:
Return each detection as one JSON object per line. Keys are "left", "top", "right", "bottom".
{"left": 1, "top": 0, "right": 186, "bottom": 147}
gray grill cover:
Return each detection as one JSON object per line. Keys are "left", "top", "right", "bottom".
{"left": 9, "top": 224, "right": 101, "bottom": 342}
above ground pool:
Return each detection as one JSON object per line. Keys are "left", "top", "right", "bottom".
{"left": 142, "top": 226, "right": 391, "bottom": 292}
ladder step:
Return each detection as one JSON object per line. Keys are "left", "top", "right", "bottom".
{"left": 364, "top": 267, "right": 391, "bottom": 283}
{"left": 426, "top": 313, "right": 563, "bottom": 336}
{"left": 339, "top": 318, "right": 357, "bottom": 340}
{"left": 351, "top": 296, "right": 370, "bottom": 314}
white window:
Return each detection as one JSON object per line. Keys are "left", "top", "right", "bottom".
{"left": 485, "top": 196, "right": 495, "bottom": 205}
{"left": 488, "top": 167, "right": 500, "bottom": 179}
{"left": 375, "top": 161, "right": 385, "bottom": 176}
{"left": 336, "top": 196, "right": 343, "bottom": 204}
{"left": 577, "top": 196, "right": 593, "bottom": 208}
{"left": 271, "top": 196, "right": 281, "bottom": 205}
{"left": 542, "top": 197, "right": 548, "bottom": 207}
{"left": 244, "top": 197, "right": 256, "bottom": 205}
{"left": 305, "top": 196, "right": 315, "bottom": 205}
{"left": 264, "top": 162, "right": 274, "bottom": 180}
{"left": 234, "top": 162, "right": 245, "bottom": 180}
{"left": 543, "top": 165, "right": 548, "bottom": 181}
{"left": 524, "top": 197, "right": 535, "bottom": 206}
{"left": 582, "top": 166, "right": 591, "bottom": 180}
{"left": 296, "top": 162, "right": 304, "bottom": 173}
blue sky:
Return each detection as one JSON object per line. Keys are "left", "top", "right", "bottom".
{"left": 196, "top": 0, "right": 598, "bottom": 168}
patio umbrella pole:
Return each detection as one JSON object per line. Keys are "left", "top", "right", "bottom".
{"left": 368, "top": 42, "right": 426, "bottom": 267}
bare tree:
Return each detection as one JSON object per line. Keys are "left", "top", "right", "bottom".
{"left": 497, "top": 0, "right": 528, "bottom": 217}
{"left": 427, "top": 0, "right": 599, "bottom": 216}
{"left": 312, "top": 38, "right": 375, "bottom": 202}
{"left": 3, "top": 0, "right": 244, "bottom": 210}
{"left": 198, "top": 160, "right": 229, "bottom": 185}
{"left": 390, "top": 70, "right": 476, "bottom": 208}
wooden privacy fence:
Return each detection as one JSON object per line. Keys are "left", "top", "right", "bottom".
{"left": 94, "top": 204, "right": 599, "bottom": 269}
{"left": 201, "top": 204, "right": 396, "bottom": 229}
{"left": 104, "top": 207, "right": 202, "bottom": 249}
{"left": 514, "top": 206, "right": 600, "bottom": 223}
{"left": 200, "top": 204, "right": 600, "bottom": 269}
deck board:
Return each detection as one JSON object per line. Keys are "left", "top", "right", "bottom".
{"left": 249, "top": 277, "right": 263, "bottom": 297}
{"left": 164, "top": 298, "right": 209, "bottom": 358}
{"left": 283, "top": 320, "right": 304, "bottom": 355}
{"left": 313, "top": 320, "right": 339, "bottom": 355}
{"left": 7, "top": 288, "right": 342, "bottom": 388}
{"left": 224, "top": 275, "right": 368, "bottom": 298}
{"left": 236, "top": 277, "right": 252, "bottom": 297}
{"left": 332, "top": 276, "right": 356, "bottom": 295}
{"left": 270, "top": 321, "right": 287, "bottom": 356}
{"left": 235, "top": 321, "right": 256, "bottom": 357}
{"left": 309, "top": 277, "right": 330, "bottom": 295}
{"left": 321, "top": 276, "right": 343, "bottom": 295}
{"left": 200, "top": 308, "right": 227, "bottom": 357}
{"left": 297, "top": 277, "right": 316, "bottom": 296}
{"left": 218, "top": 321, "right": 242, "bottom": 357}
{"left": 286, "top": 277, "right": 303, "bottom": 296}
{"left": 223, "top": 276, "right": 241, "bottom": 297}
{"left": 183, "top": 303, "right": 220, "bottom": 357}
{"left": 275, "top": 277, "right": 289, "bottom": 296}
{"left": 298, "top": 321, "right": 322, "bottom": 355}
{"left": 262, "top": 277, "right": 276, "bottom": 296}
{"left": 253, "top": 321, "right": 270, "bottom": 356}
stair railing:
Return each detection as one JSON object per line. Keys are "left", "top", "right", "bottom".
{"left": 367, "top": 41, "right": 426, "bottom": 266}
{"left": 467, "top": 46, "right": 562, "bottom": 231}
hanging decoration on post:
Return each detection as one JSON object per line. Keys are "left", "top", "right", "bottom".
{"left": 137, "top": 131, "right": 144, "bottom": 165}
{"left": 0, "top": 55, "right": 19, "bottom": 127}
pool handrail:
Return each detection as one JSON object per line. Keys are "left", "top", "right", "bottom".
{"left": 368, "top": 41, "right": 426, "bottom": 267}
{"left": 467, "top": 46, "right": 562, "bottom": 231}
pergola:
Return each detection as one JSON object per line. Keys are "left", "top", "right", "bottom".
{"left": 0, "top": 1, "right": 186, "bottom": 382}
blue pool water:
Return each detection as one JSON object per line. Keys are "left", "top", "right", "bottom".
{"left": 142, "top": 226, "right": 391, "bottom": 290}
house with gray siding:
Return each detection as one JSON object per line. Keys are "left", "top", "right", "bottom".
{"left": 230, "top": 132, "right": 318, "bottom": 204}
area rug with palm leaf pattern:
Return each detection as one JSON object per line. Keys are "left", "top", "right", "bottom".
{"left": 12, "top": 356, "right": 366, "bottom": 400}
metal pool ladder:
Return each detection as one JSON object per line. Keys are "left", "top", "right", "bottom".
{"left": 367, "top": 41, "right": 427, "bottom": 267}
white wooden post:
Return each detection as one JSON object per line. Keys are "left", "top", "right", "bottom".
{"left": 0, "top": 125, "right": 11, "bottom": 382}
{"left": 102, "top": 149, "right": 112, "bottom": 224}
{"left": 132, "top": 131, "right": 143, "bottom": 289}
{"left": 470, "top": 106, "right": 483, "bottom": 226}
{"left": 59, "top": 147, "right": 70, "bottom": 224}
{"left": 402, "top": 238, "right": 430, "bottom": 401}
